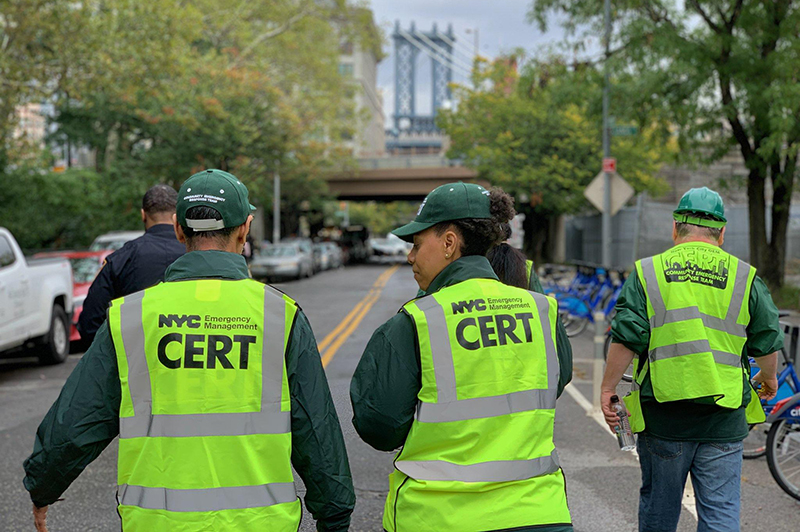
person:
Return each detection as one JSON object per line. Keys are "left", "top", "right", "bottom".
{"left": 351, "top": 182, "right": 573, "bottom": 532}
{"left": 78, "top": 184, "right": 186, "bottom": 343}
{"left": 487, "top": 223, "right": 546, "bottom": 291}
{"left": 24, "top": 169, "right": 355, "bottom": 532}
{"left": 601, "top": 187, "right": 782, "bottom": 532}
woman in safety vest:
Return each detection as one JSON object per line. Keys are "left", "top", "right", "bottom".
{"left": 351, "top": 182, "right": 573, "bottom": 532}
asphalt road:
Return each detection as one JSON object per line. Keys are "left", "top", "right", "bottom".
{"left": 1, "top": 262, "right": 799, "bottom": 531}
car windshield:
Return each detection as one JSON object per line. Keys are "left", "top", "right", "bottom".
{"left": 90, "top": 239, "right": 125, "bottom": 251}
{"left": 70, "top": 257, "right": 102, "bottom": 283}
{"left": 260, "top": 245, "right": 298, "bottom": 257}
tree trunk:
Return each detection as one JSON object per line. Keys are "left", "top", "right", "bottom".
{"left": 762, "top": 157, "right": 797, "bottom": 288}
{"left": 522, "top": 208, "right": 553, "bottom": 265}
{"left": 746, "top": 162, "right": 768, "bottom": 272}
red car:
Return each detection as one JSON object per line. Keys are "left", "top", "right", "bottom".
{"left": 33, "top": 250, "right": 111, "bottom": 343}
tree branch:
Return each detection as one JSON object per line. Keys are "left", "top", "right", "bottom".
{"left": 718, "top": 72, "right": 753, "bottom": 161}
{"left": 688, "top": 0, "right": 722, "bottom": 34}
{"left": 234, "top": 3, "right": 315, "bottom": 66}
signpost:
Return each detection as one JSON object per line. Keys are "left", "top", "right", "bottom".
{"left": 612, "top": 125, "right": 638, "bottom": 136}
{"left": 584, "top": 171, "right": 635, "bottom": 217}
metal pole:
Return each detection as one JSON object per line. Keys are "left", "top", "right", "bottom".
{"left": 602, "top": 0, "right": 612, "bottom": 268}
{"left": 272, "top": 167, "right": 280, "bottom": 244}
{"left": 593, "top": 311, "right": 606, "bottom": 409}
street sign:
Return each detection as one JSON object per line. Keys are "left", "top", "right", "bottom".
{"left": 612, "top": 125, "right": 638, "bottom": 136}
{"left": 584, "top": 171, "right": 635, "bottom": 216}
{"left": 602, "top": 158, "right": 616, "bottom": 173}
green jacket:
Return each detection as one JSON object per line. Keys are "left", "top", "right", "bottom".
{"left": 23, "top": 251, "right": 355, "bottom": 532}
{"left": 611, "top": 262, "right": 784, "bottom": 442}
{"left": 350, "top": 255, "right": 573, "bottom": 532}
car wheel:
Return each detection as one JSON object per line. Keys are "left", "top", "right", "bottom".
{"left": 37, "top": 304, "right": 70, "bottom": 365}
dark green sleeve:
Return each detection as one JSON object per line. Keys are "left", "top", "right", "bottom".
{"left": 22, "top": 323, "right": 121, "bottom": 507}
{"left": 610, "top": 273, "right": 650, "bottom": 355}
{"left": 350, "top": 312, "right": 420, "bottom": 452}
{"left": 746, "top": 276, "right": 784, "bottom": 357}
{"left": 528, "top": 270, "right": 572, "bottom": 396}
{"left": 287, "top": 311, "right": 354, "bottom": 532}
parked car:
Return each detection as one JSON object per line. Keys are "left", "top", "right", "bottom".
{"left": 340, "top": 226, "right": 372, "bottom": 264}
{"left": 33, "top": 250, "right": 111, "bottom": 345}
{"left": 250, "top": 244, "right": 314, "bottom": 282}
{"left": 89, "top": 230, "right": 144, "bottom": 251}
{"left": 281, "top": 237, "right": 316, "bottom": 273}
{"left": 322, "top": 242, "right": 343, "bottom": 269}
{"left": 371, "top": 233, "right": 411, "bottom": 257}
{"left": 0, "top": 228, "right": 74, "bottom": 364}
{"left": 313, "top": 243, "right": 330, "bottom": 272}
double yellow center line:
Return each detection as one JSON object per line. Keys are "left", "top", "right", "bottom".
{"left": 319, "top": 264, "right": 400, "bottom": 368}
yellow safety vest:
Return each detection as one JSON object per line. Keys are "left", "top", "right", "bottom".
{"left": 107, "top": 279, "right": 301, "bottom": 531}
{"left": 624, "top": 242, "right": 766, "bottom": 433}
{"left": 384, "top": 278, "right": 571, "bottom": 532}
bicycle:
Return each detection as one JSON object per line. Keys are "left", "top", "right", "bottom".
{"left": 743, "top": 347, "right": 800, "bottom": 459}
{"left": 764, "top": 392, "right": 800, "bottom": 501}
{"left": 543, "top": 263, "right": 625, "bottom": 338}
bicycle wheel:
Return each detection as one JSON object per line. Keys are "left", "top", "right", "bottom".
{"left": 603, "top": 333, "right": 633, "bottom": 382}
{"left": 561, "top": 313, "right": 588, "bottom": 337}
{"left": 743, "top": 422, "right": 770, "bottom": 459}
{"left": 766, "top": 420, "right": 800, "bottom": 501}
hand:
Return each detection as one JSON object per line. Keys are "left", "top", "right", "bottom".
{"left": 33, "top": 504, "right": 48, "bottom": 532}
{"left": 601, "top": 388, "right": 624, "bottom": 434}
{"left": 753, "top": 371, "right": 779, "bottom": 401}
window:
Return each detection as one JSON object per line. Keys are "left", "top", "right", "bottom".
{"left": 338, "top": 63, "right": 354, "bottom": 77}
{"left": 0, "top": 236, "right": 16, "bottom": 268}
{"left": 340, "top": 41, "right": 354, "bottom": 55}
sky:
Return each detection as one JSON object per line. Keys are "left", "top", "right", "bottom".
{"left": 367, "top": 0, "right": 573, "bottom": 122}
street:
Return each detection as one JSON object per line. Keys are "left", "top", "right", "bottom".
{"left": 1, "top": 263, "right": 799, "bottom": 531}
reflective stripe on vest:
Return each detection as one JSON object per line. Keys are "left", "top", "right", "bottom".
{"left": 412, "top": 292, "right": 559, "bottom": 425}
{"left": 118, "top": 482, "right": 297, "bottom": 512}
{"left": 397, "top": 449, "right": 561, "bottom": 483}
{"left": 639, "top": 255, "right": 748, "bottom": 368}
{"left": 117, "top": 285, "right": 290, "bottom": 439}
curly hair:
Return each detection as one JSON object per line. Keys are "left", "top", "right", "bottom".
{"left": 433, "top": 187, "right": 516, "bottom": 256}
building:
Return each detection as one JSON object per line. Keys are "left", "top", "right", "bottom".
{"left": 13, "top": 103, "right": 46, "bottom": 147}
{"left": 338, "top": 10, "right": 385, "bottom": 158}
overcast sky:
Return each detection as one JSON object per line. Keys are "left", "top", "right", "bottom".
{"left": 367, "top": 0, "right": 572, "bottom": 121}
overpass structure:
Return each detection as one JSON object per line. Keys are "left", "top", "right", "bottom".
{"left": 326, "top": 156, "right": 484, "bottom": 201}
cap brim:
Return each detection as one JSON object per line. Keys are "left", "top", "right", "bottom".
{"left": 249, "top": 203, "right": 256, "bottom": 212}
{"left": 391, "top": 220, "right": 437, "bottom": 242}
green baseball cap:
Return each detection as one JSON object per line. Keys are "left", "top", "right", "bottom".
{"left": 673, "top": 187, "right": 727, "bottom": 228}
{"left": 392, "top": 182, "right": 492, "bottom": 242}
{"left": 177, "top": 169, "right": 256, "bottom": 231}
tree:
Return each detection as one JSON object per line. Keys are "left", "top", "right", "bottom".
{"left": 438, "top": 55, "right": 669, "bottom": 263}
{"left": 530, "top": 0, "right": 800, "bottom": 288}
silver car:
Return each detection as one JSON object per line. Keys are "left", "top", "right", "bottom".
{"left": 250, "top": 244, "right": 313, "bottom": 282}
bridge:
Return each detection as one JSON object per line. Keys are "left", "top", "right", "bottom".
{"left": 326, "top": 156, "right": 484, "bottom": 201}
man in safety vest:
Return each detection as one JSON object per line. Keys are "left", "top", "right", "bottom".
{"left": 24, "top": 169, "right": 355, "bottom": 532}
{"left": 601, "top": 187, "right": 781, "bottom": 532}
{"left": 352, "top": 182, "right": 573, "bottom": 532}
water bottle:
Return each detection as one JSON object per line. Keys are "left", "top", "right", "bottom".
{"left": 611, "top": 395, "right": 636, "bottom": 451}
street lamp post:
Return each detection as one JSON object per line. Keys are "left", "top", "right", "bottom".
{"left": 272, "top": 166, "right": 280, "bottom": 244}
{"left": 601, "top": 0, "right": 612, "bottom": 268}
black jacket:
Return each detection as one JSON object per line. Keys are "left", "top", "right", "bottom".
{"left": 77, "top": 224, "right": 185, "bottom": 342}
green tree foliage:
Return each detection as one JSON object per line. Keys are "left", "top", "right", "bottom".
{"left": 1, "top": 0, "right": 378, "bottom": 246}
{"left": 438, "top": 56, "right": 669, "bottom": 262}
{"left": 346, "top": 201, "right": 419, "bottom": 236}
{"left": 530, "top": 0, "right": 800, "bottom": 287}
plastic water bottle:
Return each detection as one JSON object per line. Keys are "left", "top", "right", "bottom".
{"left": 611, "top": 395, "right": 636, "bottom": 451}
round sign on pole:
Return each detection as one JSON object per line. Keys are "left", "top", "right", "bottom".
{"left": 602, "top": 158, "right": 617, "bottom": 173}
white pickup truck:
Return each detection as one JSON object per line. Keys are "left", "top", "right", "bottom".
{"left": 0, "top": 228, "right": 73, "bottom": 364}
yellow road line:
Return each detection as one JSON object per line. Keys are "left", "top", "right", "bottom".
{"left": 320, "top": 264, "right": 400, "bottom": 368}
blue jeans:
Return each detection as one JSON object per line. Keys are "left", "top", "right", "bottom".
{"left": 637, "top": 433, "right": 743, "bottom": 532}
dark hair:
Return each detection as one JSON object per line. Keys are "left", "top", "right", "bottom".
{"left": 675, "top": 212, "right": 723, "bottom": 241}
{"left": 487, "top": 243, "right": 529, "bottom": 289}
{"left": 142, "top": 184, "right": 178, "bottom": 216}
{"left": 433, "top": 187, "right": 516, "bottom": 256}
{"left": 181, "top": 206, "right": 238, "bottom": 249}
